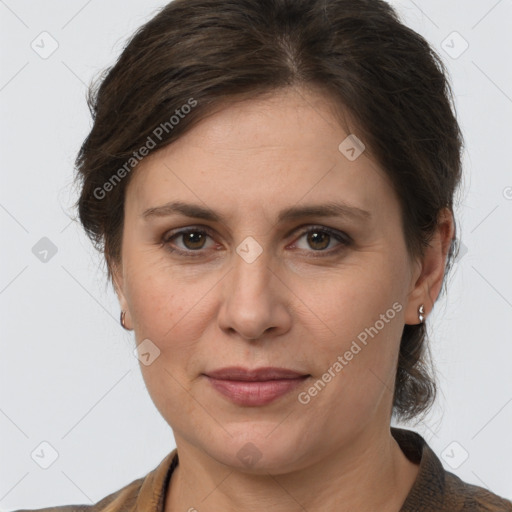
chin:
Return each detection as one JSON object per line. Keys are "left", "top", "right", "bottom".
{"left": 204, "top": 428, "right": 312, "bottom": 474}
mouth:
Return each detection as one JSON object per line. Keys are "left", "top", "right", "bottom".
{"left": 203, "top": 366, "right": 310, "bottom": 406}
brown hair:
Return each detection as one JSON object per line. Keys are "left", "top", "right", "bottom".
{"left": 73, "top": 0, "right": 463, "bottom": 422}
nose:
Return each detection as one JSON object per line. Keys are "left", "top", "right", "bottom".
{"left": 217, "top": 245, "right": 292, "bottom": 341}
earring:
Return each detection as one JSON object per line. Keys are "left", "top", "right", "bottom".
{"left": 418, "top": 304, "right": 425, "bottom": 324}
{"left": 120, "top": 310, "right": 132, "bottom": 331}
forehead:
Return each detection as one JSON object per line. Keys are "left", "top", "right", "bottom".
{"left": 125, "top": 87, "right": 396, "bottom": 223}
{"left": 170, "top": 87, "right": 350, "bottom": 152}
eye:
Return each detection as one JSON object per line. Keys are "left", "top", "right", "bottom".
{"left": 291, "top": 225, "right": 351, "bottom": 255}
{"left": 162, "top": 227, "right": 216, "bottom": 256}
{"left": 162, "top": 225, "right": 351, "bottom": 257}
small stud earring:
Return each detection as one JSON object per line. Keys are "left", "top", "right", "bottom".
{"left": 418, "top": 304, "right": 425, "bottom": 324}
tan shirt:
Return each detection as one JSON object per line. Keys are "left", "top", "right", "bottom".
{"left": 13, "top": 427, "right": 512, "bottom": 511}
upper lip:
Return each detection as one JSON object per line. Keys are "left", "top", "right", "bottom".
{"left": 204, "top": 366, "right": 309, "bottom": 381}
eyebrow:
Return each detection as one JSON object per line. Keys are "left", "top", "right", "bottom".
{"left": 141, "top": 200, "right": 372, "bottom": 223}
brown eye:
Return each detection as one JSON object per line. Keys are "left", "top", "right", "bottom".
{"left": 306, "top": 230, "right": 331, "bottom": 251}
{"left": 181, "top": 231, "right": 208, "bottom": 250}
{"left": 162, "top": 225, "right": 350, "bottom": 258}
{"left": 163, "top": 228, "right": 215, "bottom": 256}
{"left": 293, "top": 226, "right": 351, "bottom": 255}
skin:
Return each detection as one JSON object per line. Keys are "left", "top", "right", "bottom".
{"left": 112, "top": 86, "right": 454, "bottom": 512}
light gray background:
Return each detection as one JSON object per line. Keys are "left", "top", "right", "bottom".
{"left": 1, "top": 0, "right": 511, "bottom": 509}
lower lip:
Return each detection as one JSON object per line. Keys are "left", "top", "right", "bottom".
{"left": 205, "top": 376, "right": 309, "bottom": 406}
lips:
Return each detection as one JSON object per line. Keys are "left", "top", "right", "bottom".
{"left": 203, "top": 366, "right": 310, "bottom": 406}
{"left": 205, "top": 366, "right": 309, "bottom": 381}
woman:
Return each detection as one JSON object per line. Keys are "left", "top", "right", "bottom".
{"left": 14, "top": 0, "right": 512, "bottom": 510}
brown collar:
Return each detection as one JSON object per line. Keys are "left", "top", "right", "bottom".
{"left": 128, "top": 427, "right": 510, "bottom": 511}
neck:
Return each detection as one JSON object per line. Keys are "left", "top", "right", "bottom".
{"left": 164, "top": 426, "right": 420, "bottom": 512}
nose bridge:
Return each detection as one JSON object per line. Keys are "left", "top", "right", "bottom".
{"left": 231, "top": 235, "right": 273, "bottom": 299}
{"left": 217, "top": 235, "right": 289, "bottom": 340}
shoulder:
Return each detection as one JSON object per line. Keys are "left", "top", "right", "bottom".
{"left": 444, "top": 470, "right": 512, "bottom": 511}
{"left": 391, "top": 427, "right": 512, "bottom": 511}
{"left": 10, "top": 449, "right": 178, "bottom": 512}
{"left": 11, "top": 477, "right": 144, "bottom": 512}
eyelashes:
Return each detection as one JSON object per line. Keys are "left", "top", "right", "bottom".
{"left": 161, "top": 225, "right": 352, "bottom": 258}
{"left": 163, "top": 228, "right": 216, "bottom": 256}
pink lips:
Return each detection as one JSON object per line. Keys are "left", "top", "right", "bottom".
{"left": 204, "top": 366, "right": 310, "bottom": 406}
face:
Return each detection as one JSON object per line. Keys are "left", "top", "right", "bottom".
{"left": 113, "top": 87, "right": 425, "bottom": 473}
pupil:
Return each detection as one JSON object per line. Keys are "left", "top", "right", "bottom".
{"left": 308, "top": 231, "right": 329, "bottom": 250}
{"left": 185, "top": 232, "right": 205, "bottom": 249}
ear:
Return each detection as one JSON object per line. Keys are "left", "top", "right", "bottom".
{"left": 111, "top": 259, "right": 132, "bottom": 329}
{"left": 404, "top": 208, "right": 455, "bottom": 325}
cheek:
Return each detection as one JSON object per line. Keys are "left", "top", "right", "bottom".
{"left": 291, "top": 259, "right": 406, "bottom": 409}
{"left": 293, "top": 258, "right": 405, "bottom": 345}
{"left": 127, "top": 273, "right": 207, "bottom": 420}
{"left": 296, "top": 287, "right": 403, "bottom": 440}
{"left": 124, "top": 266, "right": 222, "bottom": 410}
{"left": 124, "top": 257, "right": 207, "bottom": 344}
